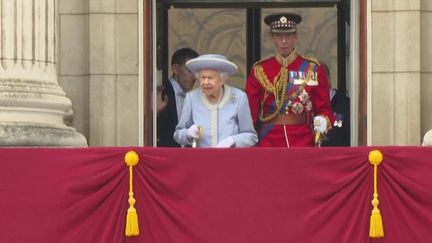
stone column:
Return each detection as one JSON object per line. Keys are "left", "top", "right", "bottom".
{"left": 371, "top": 1, "right": 421, "bottom": 145}
{"left": 421, "top": 0, "right": 432, "bottom": 139}
{"left": 0, "top": 0, "right": 87, "bottom": 146}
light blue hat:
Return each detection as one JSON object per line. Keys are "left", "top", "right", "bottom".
{"left": 186, "top": 54, "right": 238, "bottom": 76}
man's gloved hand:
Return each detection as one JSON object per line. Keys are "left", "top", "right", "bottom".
{"left": 215, "top": 136, "right": 235, "bottom": 148}
{"left": 314, "top": 116, "right": 328, "bottom": 134}
{"left": 187, "top": 125, "right": 200, "bottom": 139}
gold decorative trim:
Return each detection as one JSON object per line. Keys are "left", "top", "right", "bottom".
{"left": 200, "top": 85, "right": 232, "bottom": 146}
{"left": 254, "top": 63, "right": 288, "bottom": 122}
{"left": 368, "top": 150, "right": 384, "bottom": 238}
{"left": 276, "top": 50, "right": 297, "bottom": 66}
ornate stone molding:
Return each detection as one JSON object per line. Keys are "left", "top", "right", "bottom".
{"left": 0, "top": 0, "right": 86, "bottom": 146}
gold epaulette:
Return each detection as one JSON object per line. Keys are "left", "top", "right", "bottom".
{"left": 252, "top": 57, "right": 273, "bottom": 68}
{"left": 300, "top": 55, "right": 320, "bottom": 65}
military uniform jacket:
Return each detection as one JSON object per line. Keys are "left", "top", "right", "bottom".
{"left": 245, "top": 52, "right": 334, "bottom": 147}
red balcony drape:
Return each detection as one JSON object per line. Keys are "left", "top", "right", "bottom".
{"left": 1, "top": 147, "right": 432, "bottom": 243}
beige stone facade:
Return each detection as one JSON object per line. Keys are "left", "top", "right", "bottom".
{"left": 371, "top": 0, "right": 431, "bottom": 145}
{"left": 0, "top": 0, "right": 86, "bottom": 146}
{"left": 2, "top": 0, "right": 431, "bottom": 146}
{"left": 58, "top": 0, "right": 139, "bottom": 146}
{"left": 420, "top": 0, "right": 432, "bottom": 145}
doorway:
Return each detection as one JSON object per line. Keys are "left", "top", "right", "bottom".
{"left": 145, "top": 0, "right": 358, "bottom": 146}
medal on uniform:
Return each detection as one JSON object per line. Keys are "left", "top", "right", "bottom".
{"left": 306, "top": 71, "right": 318, "bottom": 86}
{"left": 292, "top": 71, "right": 303, "bottom": 85}
{"left": 333, "top": 113, "right": 344, "bottom": 128}
{"left": 334, "top": 113, "right": 340, "bottom": 126}
{"left": 338, "top": 114, "right": 344, "bottom": 127}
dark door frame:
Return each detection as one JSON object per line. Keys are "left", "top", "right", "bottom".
{"left": 144, "top": 0, "right": 367, "bottom": 146}
{"left": 359, "top": 0, "right": 367, "bottom": 146}
{"left": 143, "top": 0, "right": 153, "bottom": 146}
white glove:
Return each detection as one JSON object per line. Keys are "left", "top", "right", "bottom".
{"left": 187, "top": 125, "right": 200, "bottom": 139}
{"left": 314, "top": 116, "right": 328, "bottom": 134}
{"left": 215, "top": 136, "right": 235, "bottom": 148}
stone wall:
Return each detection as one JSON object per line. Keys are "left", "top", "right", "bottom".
{"left": 58, "top": 0, "right": 139, "bottom": 146}
{"left": 0, "top": 0, "right": 86, "bottom": 146}
{"left": 53, "top": 0, "right": 432, "bottom": 146}
{"left": 371, "top": 0, "right": 422, "bottom": 145}
{"left": 421, "top": 0, "right": 432, "bottom": 144}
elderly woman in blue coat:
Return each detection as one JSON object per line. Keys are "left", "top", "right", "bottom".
{"left": 173, "top": 54, "right": 258, "bottom": 148}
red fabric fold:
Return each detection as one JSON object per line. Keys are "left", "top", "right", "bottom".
{"left": 1, "top": 147, "right": 432, "bottom": 243}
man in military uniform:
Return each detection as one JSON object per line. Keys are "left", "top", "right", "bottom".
{"left": 245, "top": 13, "right": 334, "bottom": 147}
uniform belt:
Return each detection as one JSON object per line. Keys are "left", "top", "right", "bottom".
{"left": 270, "top": 113, "right": 308, "bottom": 125}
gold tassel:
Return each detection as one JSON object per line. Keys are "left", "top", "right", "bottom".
{"left": 368, "top": 150, "right": 384, "bottom": 238}
{"left": 124, "top": 151, "right": 140, "bottom": 237}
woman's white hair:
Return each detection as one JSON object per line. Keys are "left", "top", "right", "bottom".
{"left": 219, "top": 72, "right": 229, "bottom": 81}
{"left": 195, "top": 70, "right": 229, "bottom": 82}
{"left": 423, "top": 129, "right": 432, "bottom": 146}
